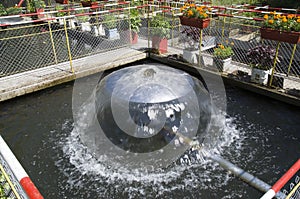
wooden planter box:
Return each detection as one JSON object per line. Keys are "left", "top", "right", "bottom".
{"left": 260, "top": 28, "right": 300, "bottom": 44}
{"left": 152, "top": 37, "right": 168, "bottom": 54}
{"left": 179, "top": 16, "right": 210, "bottom": 29}
{"left": 55, "top": 0, "right": 68, "bottom": 4}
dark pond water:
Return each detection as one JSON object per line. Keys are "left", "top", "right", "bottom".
{"left": 0, "top": 64, "right": 299, "bottom": 199}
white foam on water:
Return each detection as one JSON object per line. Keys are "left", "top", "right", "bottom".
{"left": 54, "top": 102, "right": 246, "bottom": 198}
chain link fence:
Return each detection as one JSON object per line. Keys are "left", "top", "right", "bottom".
{"left": 0, "top": 2, "right": 300, "bottom": 95}
{"left": 0, "top": 4, "right": 131, "bottom": 77}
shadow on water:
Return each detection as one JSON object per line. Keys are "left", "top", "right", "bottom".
{"left": 0, "top": 63, "right": 299, "bottom": 198}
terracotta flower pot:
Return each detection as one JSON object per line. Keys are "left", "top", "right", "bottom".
{"left": 260, "top": 28, "right": 300, "bottom": 44}
{"left": 179, "top": 16, "right": 210, "bottom": 29}
{"left": 152, "top": 37, "right": 168, "bottom": 54}
{"left": 131, "top": 32, "right": 138, "bottom": 44}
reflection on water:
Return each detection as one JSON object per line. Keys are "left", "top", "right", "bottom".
{"left": 0, "top": 75, "right": 299, "bottom": 198}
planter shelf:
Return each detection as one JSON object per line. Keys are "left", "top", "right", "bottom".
{"left": 260, "top": 28, "right": 300, "bottom": 44}
{"left": 179, "top": 16, "right": 210, "bottom": 29}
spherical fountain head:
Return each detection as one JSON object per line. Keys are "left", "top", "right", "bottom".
{"left": 81, "top": 64, "right": 213, "bottom": 170}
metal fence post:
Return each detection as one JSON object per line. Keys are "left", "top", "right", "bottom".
{"left": 48, "top": 21, "right": 58, "bottom": 65}
{"left": 268, "top": 41, "right": 281, "bottom": 87}
{"left": 63, "top": 18, "right": 74, "bottom": 74}
{"left": 287, "top": 44, "right": 297, "bottom": 76}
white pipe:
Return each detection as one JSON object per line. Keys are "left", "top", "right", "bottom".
{"left": 207, "top": 153, "right": 286, "bottom": 199}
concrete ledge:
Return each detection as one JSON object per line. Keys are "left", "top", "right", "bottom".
{"left": 0, "top": 48, "right": 147, "bottom": 102}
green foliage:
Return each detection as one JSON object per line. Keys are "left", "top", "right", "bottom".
{"left": 6, "top": 6, "right": 22, "bottom": 15}
{"left": 246, "top": 44, "right": 280, "bottom": 70}
{"left": 27, "top": 0, "right": 45, "bottom": 13}
{"left": 55, "top": 5, "right": 67, "bottom": 17}
{"left": 213, "top": 44, "right": 234, "bottom": 59}
{"left": 150, "top": 15, "right": 171, "bottom": 39}
{"left": 0, "top": 4, "right": 7, "bottom": 16}
{"left": 103, "top": 14, "right": 117, "bottom": 29}
{"left": 263, "top": 13, "right": 300, "bottom": 32}
{"left": 0, "top": 173, "right": 10, "bottom": 199}
{"left": 130, "top": 9, "right": 141, "bottom": 33}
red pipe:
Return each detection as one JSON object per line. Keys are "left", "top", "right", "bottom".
{"left": 272, "top": 159, "right": 300, "bottom": 193}
{"left": 20, "top": 177, "right": 44, "bottom": 199}
{"left": 17, "top": 0, "right": 25, "bottom": 7}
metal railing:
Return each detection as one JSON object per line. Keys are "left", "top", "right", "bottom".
{"left": 0, "top": 1, "right": 300, "bottom": 93}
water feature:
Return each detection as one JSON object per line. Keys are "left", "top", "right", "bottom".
{"left": 0, "top": 62, "right": 299, "bottom": 198}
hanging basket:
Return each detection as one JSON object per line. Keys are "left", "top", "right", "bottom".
{"left": 260, "top": 28, "right": 300, "bottom": 44}
{"left": 179, "top": 16, "right": 210, "bottom": 29}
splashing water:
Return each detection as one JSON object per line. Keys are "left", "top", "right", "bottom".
{"left": 53, "top": 97, "right": 245, "bottom": 198}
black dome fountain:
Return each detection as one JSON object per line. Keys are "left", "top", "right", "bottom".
{"left": 77, "top": 64, "right": 212, "bottom": 170}
{"left": 70, "top": 63, "right": 287, "bottom": 198}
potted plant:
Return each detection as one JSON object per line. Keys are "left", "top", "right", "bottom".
{"left": 130, "top": 9, "right": 142, "bottom": 44}
{"left": 246, "top": 45, "right": 280, "bottom": 85}
{"left": 77, "top": 12, "right": 91, "bottom": 32}
{"left": 181, "top": 27, "right": 199, "bottom": 64}
{"left": 103, "top": 14, "right": 119, "bottom": 40}
{"left": 261, "top": 12, "right": 300, "bottom": 44}
{"left": 0, "top": 4, "right": 7, "bottom": 16}
{"left": 150, "top": 14, "right": 171, "bottom": 54}
{"left": 179, "top": 3, "right": 211, "bottom": 29}
{"left": 27, "top": 0, "right": 46, "bottom": 19}
{"left": 55, "top": 4, "right": 68, "bottom": 26}
{"left": 213, "top": 42, "right": 234, "bottom": 72}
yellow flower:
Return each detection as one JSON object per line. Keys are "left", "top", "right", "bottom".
{"left": 270, "top": 11, "right": 276, "bottom": 15}
{"left": 282, "top": 17, "right": 287, "bottom": 23}
{"left": 208, "top": 8, "right": 212, "bottom": 12}
{"left": 274, "top": 15, "right": 278, "bottom": 20}
{"left": 187, "top": 10, "right": 193, "bottom": 17}
{"left": 202, "top": 13, "right": 208, "bottom": 18}
{"left": 190, "top": 3, "right": 195, "bottom": 8}
{"left": 263, "top": 14, "right": 268, "bottom": 20}
{"left": 297, "top": 18, "right": 300, "bottom": 23}
{"left": 268, "top": 19, "right": 274, "bottom": 24}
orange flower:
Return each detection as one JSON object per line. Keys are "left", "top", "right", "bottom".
{"left": 263, "top": 14, "right": 268, "bottom": 20}
{"left": 287, "top": 14, "right": 294, "bottom": 19}
{"left": 297, "top": 18, "right": 300, "bottom": 23}
{"left": 268, "top": 19, "right": 274, "bottom": 24}
{"left": 208, "top": 7, "right": 212, "bottom": 12}
{"left": 190, "top": 3, "right": 195, "bottom": 7}
{"left": 196, "top": 7, "right": 203, "bottom": 12}
{"left": 187, "top": 10, "right": 193, "bottom": 16}
{"left": 270, "top": 11, "right": 276, "bottom": 15}
{"left": 202, "top": 13, "right": 208, "bottom": 18}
